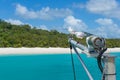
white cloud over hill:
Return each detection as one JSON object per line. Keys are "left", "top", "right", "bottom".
{"left": 64, "top": 16, "right": 120, "bottom": 38}
{"left": 38, "top": 25, "right": 48, "bottom": 30}
{"left": 5, "top": 19, "right": 24, "bottom": 25}
{"left": 95, "top": 18, "right": 120, "bottom": 38}
{"left": 64, "top": 16, "right": 87, "bottom": 32}
{"left": 15, "top": 4, "right": 72, "bottom": 20}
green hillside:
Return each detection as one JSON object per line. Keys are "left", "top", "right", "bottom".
{"left": 0, "top": 19, "right": 120, "bottom": 48}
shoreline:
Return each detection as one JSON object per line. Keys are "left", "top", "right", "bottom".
{"left": 0, "top": 47, "right": 119, "bottom": 55}
{"left": 0, "top": 48, "right": 70, "bottom": 55}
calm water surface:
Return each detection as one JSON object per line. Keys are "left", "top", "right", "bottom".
{"left": 0, "top": 53, "right": 119, "bottom": 80}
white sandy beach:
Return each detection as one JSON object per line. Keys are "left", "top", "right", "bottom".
{"left": 0, "top": 47, "right": 119, "bottom": 55}
{"left": 0, "top": 48, "right": 70, "bottom": 55}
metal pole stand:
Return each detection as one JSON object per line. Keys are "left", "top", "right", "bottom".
{"left": 103, "top": 55, "right": 116, "bottom": 80}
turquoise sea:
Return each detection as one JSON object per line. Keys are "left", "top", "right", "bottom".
{"left": 0, "top": 53, "right": 119, "bottom": 80}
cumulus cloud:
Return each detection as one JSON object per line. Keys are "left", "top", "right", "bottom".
{"left": 5, "top": 19, "right": 24, "bottom": 25}
{"left": 86, "top": 0, "right": 120, "bottom": 19}
{"left": 86, "top": 0, "right": 118, "bottom": 13}
{"left": 95, "top": 18, "right": 120, "bottom": 38}
{"left": 63, "top": 16, "right": 120, "bottom": 38}
{"left": 64, "top": 16, "right": 87, "bottom": 32}
{"left": 5, "top": 19, "right": 34, "bottom": 27}
{"left": 96, "top": 18, "right": 114, "bottom": 25}
{"left": 38, "top": 25, "right": 48, "bottom": 30}
{"left": 15, "top": 4, "right": 72, "bottom": 20}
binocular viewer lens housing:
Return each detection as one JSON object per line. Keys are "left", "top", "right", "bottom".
{"left": 86, "top": 36, "right": 106, "bottom": 53}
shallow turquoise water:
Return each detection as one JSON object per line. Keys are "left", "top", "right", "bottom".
{"left": 0, "top": 53, "right": 119, "bottom": 80}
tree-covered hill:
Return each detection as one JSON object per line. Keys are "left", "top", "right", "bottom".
{"left": 0, "top": 20, "right": 68, "bottom": 47}
{"left": 0, "top": 19, "right": 120, "bottom": 48}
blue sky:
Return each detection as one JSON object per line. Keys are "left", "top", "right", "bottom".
{"left": 0, "top": 0, "right": 120, "bottom": 38}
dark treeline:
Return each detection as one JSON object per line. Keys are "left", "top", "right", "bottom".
{"left": 0, "top": 19, "right": 120, "bottom": 48}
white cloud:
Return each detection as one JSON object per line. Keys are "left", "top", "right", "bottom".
{"left": 86, "top": 0, "right": 120, "bottom": 19}
{"left": 16, "top": 4, "right": 72, "bottom": 20}
{"left": 16, "top": 4, "right": 28, "bottom": 15}
{"left": 64, "top": 16, "right": 87, "bottom": 32}
{"left": 5, "top": 19, "right": 24, "bottom": 25}
{"left": 86, "top": 0, "right": 118, "bottom": 13}
{"left": 95, "top": 18, "right": 120, "bottom": 38}
{"left": 95, "top": 18, "right": 114, "bottom": 25}
{"left": 5, "top": 19, "right": 34, "bottom": 27}
{"left": 38, "top": 25, "right": 48, "bottom": 30}
{"left": 63, "top": 16, "right": 120, "bottom": 38}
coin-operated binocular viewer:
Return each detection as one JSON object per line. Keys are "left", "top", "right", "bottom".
{"left": 68, "top": 33, "right": 116, "bottom": 80}
{"left": 69, "top": 35, "right": 107, "bottom": 56}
